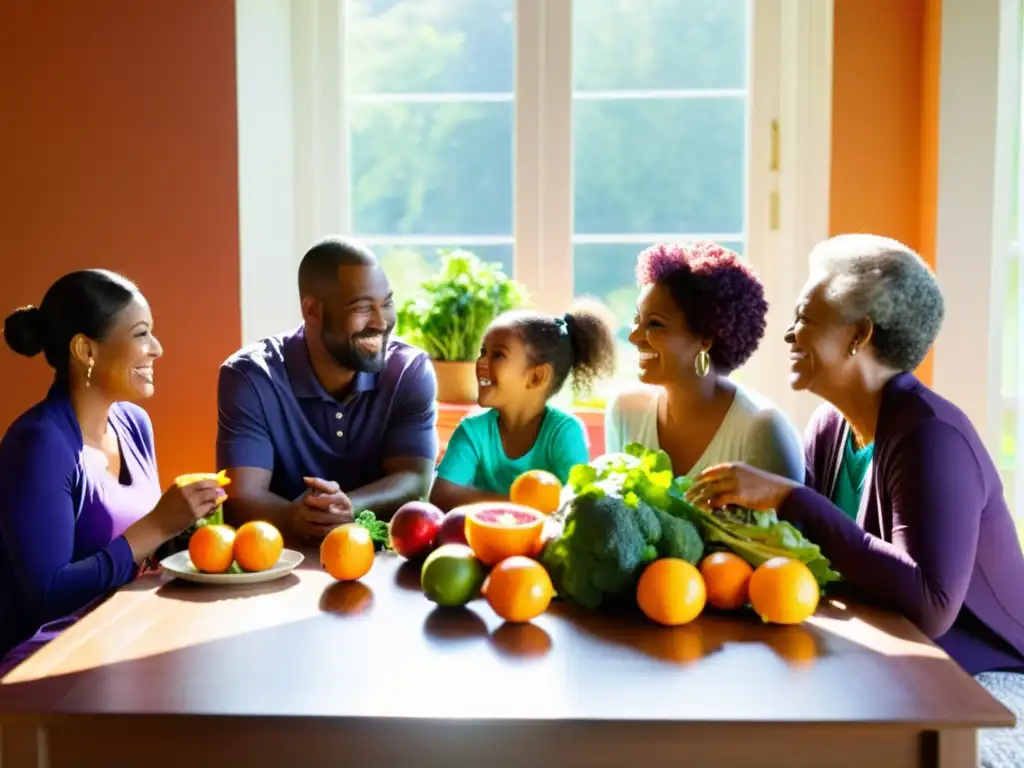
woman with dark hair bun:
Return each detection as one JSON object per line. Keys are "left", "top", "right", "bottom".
{"left": 0, "top": 270, "right": 225, "bottom": 674}
{"left": 605, "top": 240, "right": 804, "bottom": 481}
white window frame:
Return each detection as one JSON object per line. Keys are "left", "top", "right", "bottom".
{"left": 1007, "top": 0, "right": 1024, "bottom": 515}
{"left": 931, "top": 0, "right": 1022, "bottom": 516}
{"left": 234, "top": 0, "right": 834, "bottom": 431}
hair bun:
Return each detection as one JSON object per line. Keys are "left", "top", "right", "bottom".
{"left": 3, "top": 305, "right": 45, "bottom": 357}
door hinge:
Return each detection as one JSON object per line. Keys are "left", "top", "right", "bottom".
{"left": 769, "top": 119, "right": 780, "bottom": 230}
{"left": 769, "top": 119, "right": 780, "bottom": 171}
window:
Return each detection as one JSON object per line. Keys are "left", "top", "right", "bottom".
{"left": 571, "top": 0, "right": 749, "bottom": 403}
{"left": 344, "top": 0, "right": 515, "bottom": 303}
{"left": 343, "top": 0, "right": 756, "bottom": 407}
{"left": 235, "top": 0, "right": 833, "bottom": 425}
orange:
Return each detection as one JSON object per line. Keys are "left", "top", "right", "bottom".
{"left": 463, "top": 502, "right": 545, "bottom": 566}
{"left": 699, "top": 551, "right": 754, "bottom": 611}
{"left": 748, "top": 557, "right": 820, "bottom": 625}
{"left": 320, "top": 523, "right": 375, "bottom": 582}
{"left": 636, "top": 558, "right": 706, "bottom": 626}
{"left": 232, "top": 521, "right": 284, "bottom": 572}
{"left": 188, "top": 524, "right": 236, "bottom": 573}
{"left": 485, "top": 556, "right": 554, "bottom": 623}
{"left": 509, "top": 470, "right": 563, "bottom": 515}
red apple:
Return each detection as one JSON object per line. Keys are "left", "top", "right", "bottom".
{"left": 389, "top": 501, "right": 444, "bottom": 559}
{"left": 434, "top": 508, "right": 469, "bottom": 547}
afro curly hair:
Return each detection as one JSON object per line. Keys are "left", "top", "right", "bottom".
{"left": 636, "top": 241, "right": 768, "bottom": 374}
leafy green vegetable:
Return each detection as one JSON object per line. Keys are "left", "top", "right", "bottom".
{"left": 355, "top": 509, "right": 391, "bottom": 551}
{"left": 668, "top": 476, "right": 841, "bottom": 586}
{"left": 542, "top": 461, "right": 705, "bottom": 610}
{"left": 553, "top": 442, "right": 841, "bottom": 594}
{"left": 656, "top": 509, "right": 705, "bottom": 563}
{"left": 541, "top": 483, "right": 659, "bottom": 610}
{"left": 567, "top": 443, "right": 678, "bottom": 509}
{"left": 395, "top": 249, "right": 528, "bottom": 362}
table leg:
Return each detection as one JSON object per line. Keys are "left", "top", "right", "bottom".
{"left": 0, "top": 722, "right": 49, "bottom": 768}
{"left": 935, "top": 729, "right": 978, "bottom": 768}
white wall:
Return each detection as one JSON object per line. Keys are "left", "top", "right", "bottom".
{"left": 235, "top": 0, "right": 303, "bottom": 344}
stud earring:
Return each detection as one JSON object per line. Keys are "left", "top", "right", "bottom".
{"left": 849, "top": 346, "right": 858, "bottom": 357}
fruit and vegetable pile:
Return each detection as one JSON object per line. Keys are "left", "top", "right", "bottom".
{"left": 320, "top": 444, "right": 842, "bottom": 629}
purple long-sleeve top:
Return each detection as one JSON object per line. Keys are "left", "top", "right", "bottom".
{"left": 0, "top": 384, "right": 161, "bottom": 666}
{"left": 779, "top": 372, "right": 1024, "bottom": 674}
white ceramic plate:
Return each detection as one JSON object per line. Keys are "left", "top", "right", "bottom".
{"left": 159, "top": 549, "right": 305, "bottom": 585}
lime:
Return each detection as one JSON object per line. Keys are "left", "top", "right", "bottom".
{"left": 420, "top": 544, "right": 486, "bottom": 607}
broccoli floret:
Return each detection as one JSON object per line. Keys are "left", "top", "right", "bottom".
{"left": 541, "top": 485, "right": 661, "bottom": 610}
{"left": 654, "top": 510, "right": 704, "bottom": 564}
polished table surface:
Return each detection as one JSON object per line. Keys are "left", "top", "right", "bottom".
{"left": 0, "top": 550, "right": 1014, "bottom": 767}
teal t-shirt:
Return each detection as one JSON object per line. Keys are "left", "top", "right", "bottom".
{"left": 831, "top": 430, "right": 874, "bottom": 521}
{"left": 435, "top": 406, "right": 590, "bottom": 495}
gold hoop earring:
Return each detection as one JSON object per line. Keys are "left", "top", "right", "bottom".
{"left": 694, "top": 348, "right": 711, "bottom": 378}
{"left": 86, "top": 359, "right": 94, "bottom": 387}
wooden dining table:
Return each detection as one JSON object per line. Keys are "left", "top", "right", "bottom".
{"left": 0, "top": 548, "right": 1014, "bottom": 768}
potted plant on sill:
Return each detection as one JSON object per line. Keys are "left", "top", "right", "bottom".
{"left": 396, "top": 248, "right": 527, "bottom": 403}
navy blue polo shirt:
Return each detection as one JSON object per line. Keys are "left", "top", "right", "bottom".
{"left": 215, "top": 325, "right": 438, "bottom": 501}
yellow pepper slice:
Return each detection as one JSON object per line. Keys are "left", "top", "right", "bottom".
{"left": 174, "top": 469, "right": 232, "bottom": 489}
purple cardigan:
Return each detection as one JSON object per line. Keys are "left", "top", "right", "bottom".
{"left": 779, "top": 373, "right": 1024, "bottom": 675}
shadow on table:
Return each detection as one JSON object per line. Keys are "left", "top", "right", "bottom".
{"left": 393, "top": 559, "right": 423, "bottom": 591}
{"left": 319, "top": 581, "right": 375, "bottom": 617}
{"left": 547, "top": 598, "right": 852, "bottom": 667}
{"left": 155, "top": 574, "right": 301, "bottom": 603}
{"left": 489, "top": 622, "right": 553, "bottom": 659}
{"left": 421, "top": 604, "right": 554, "bottom": 660}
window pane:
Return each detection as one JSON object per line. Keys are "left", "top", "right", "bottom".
{"left": 370, "top": 243, "right": 514, "bottom": 314}
{"left": 573, "top": 98, "right": 746, "bottom": 234}
{"left": 349, "top": 102, "right": 513, "bottom": 236}
{"left": 570, "top": 2, "right": 749, "bottom": 409}
{"left": 573, "top": 0, "right": 748, "bottom": 91}
{"left": 346, "top": 0, "right": 514, "bottom": 94}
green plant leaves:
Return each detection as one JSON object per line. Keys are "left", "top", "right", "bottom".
{"left": 395, "top": 248, "right": 528, "bottom": 361}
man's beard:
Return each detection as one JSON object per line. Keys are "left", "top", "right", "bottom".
{"left": 322, "top": 328, "right": 391, "bottom": 373}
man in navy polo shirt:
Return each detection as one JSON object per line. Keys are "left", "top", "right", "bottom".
{"left": 216, "top": 236, "right": 438, "bottom": 541}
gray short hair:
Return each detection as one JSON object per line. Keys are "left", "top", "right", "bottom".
{"left": 808, "top": 234, "right": 945, "bottom": 371}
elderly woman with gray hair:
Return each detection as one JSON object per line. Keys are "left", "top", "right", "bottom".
{"left": 686, "top": 234, "right": 1024, "bottom": 767}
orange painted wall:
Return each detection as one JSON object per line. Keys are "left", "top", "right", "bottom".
{"left": 0, "top": 1, "right": 241, "bottom": 485}
{"left": 830, "top": 0, "right": 942, "bottom": 384}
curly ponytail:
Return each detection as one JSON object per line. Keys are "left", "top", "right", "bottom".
{"left": 504, "top": 298, "right": 617, "bottom": 398}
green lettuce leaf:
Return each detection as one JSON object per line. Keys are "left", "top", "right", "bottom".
{"left": 668, "top": 477, "right": 841, "bottom": 586}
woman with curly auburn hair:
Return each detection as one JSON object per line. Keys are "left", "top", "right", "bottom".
{"left": 604, "top": 240, "right": 804, "bottom": 482}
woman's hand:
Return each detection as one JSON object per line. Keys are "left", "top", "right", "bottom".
{"left": 124, "top": 479, "right": 226, "bottom": 563}
{"left": 685, "top": 462, "right": 800, "bottom": 511}
{"left": 151, "top": 479, "right": 227, "bottom": 533}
